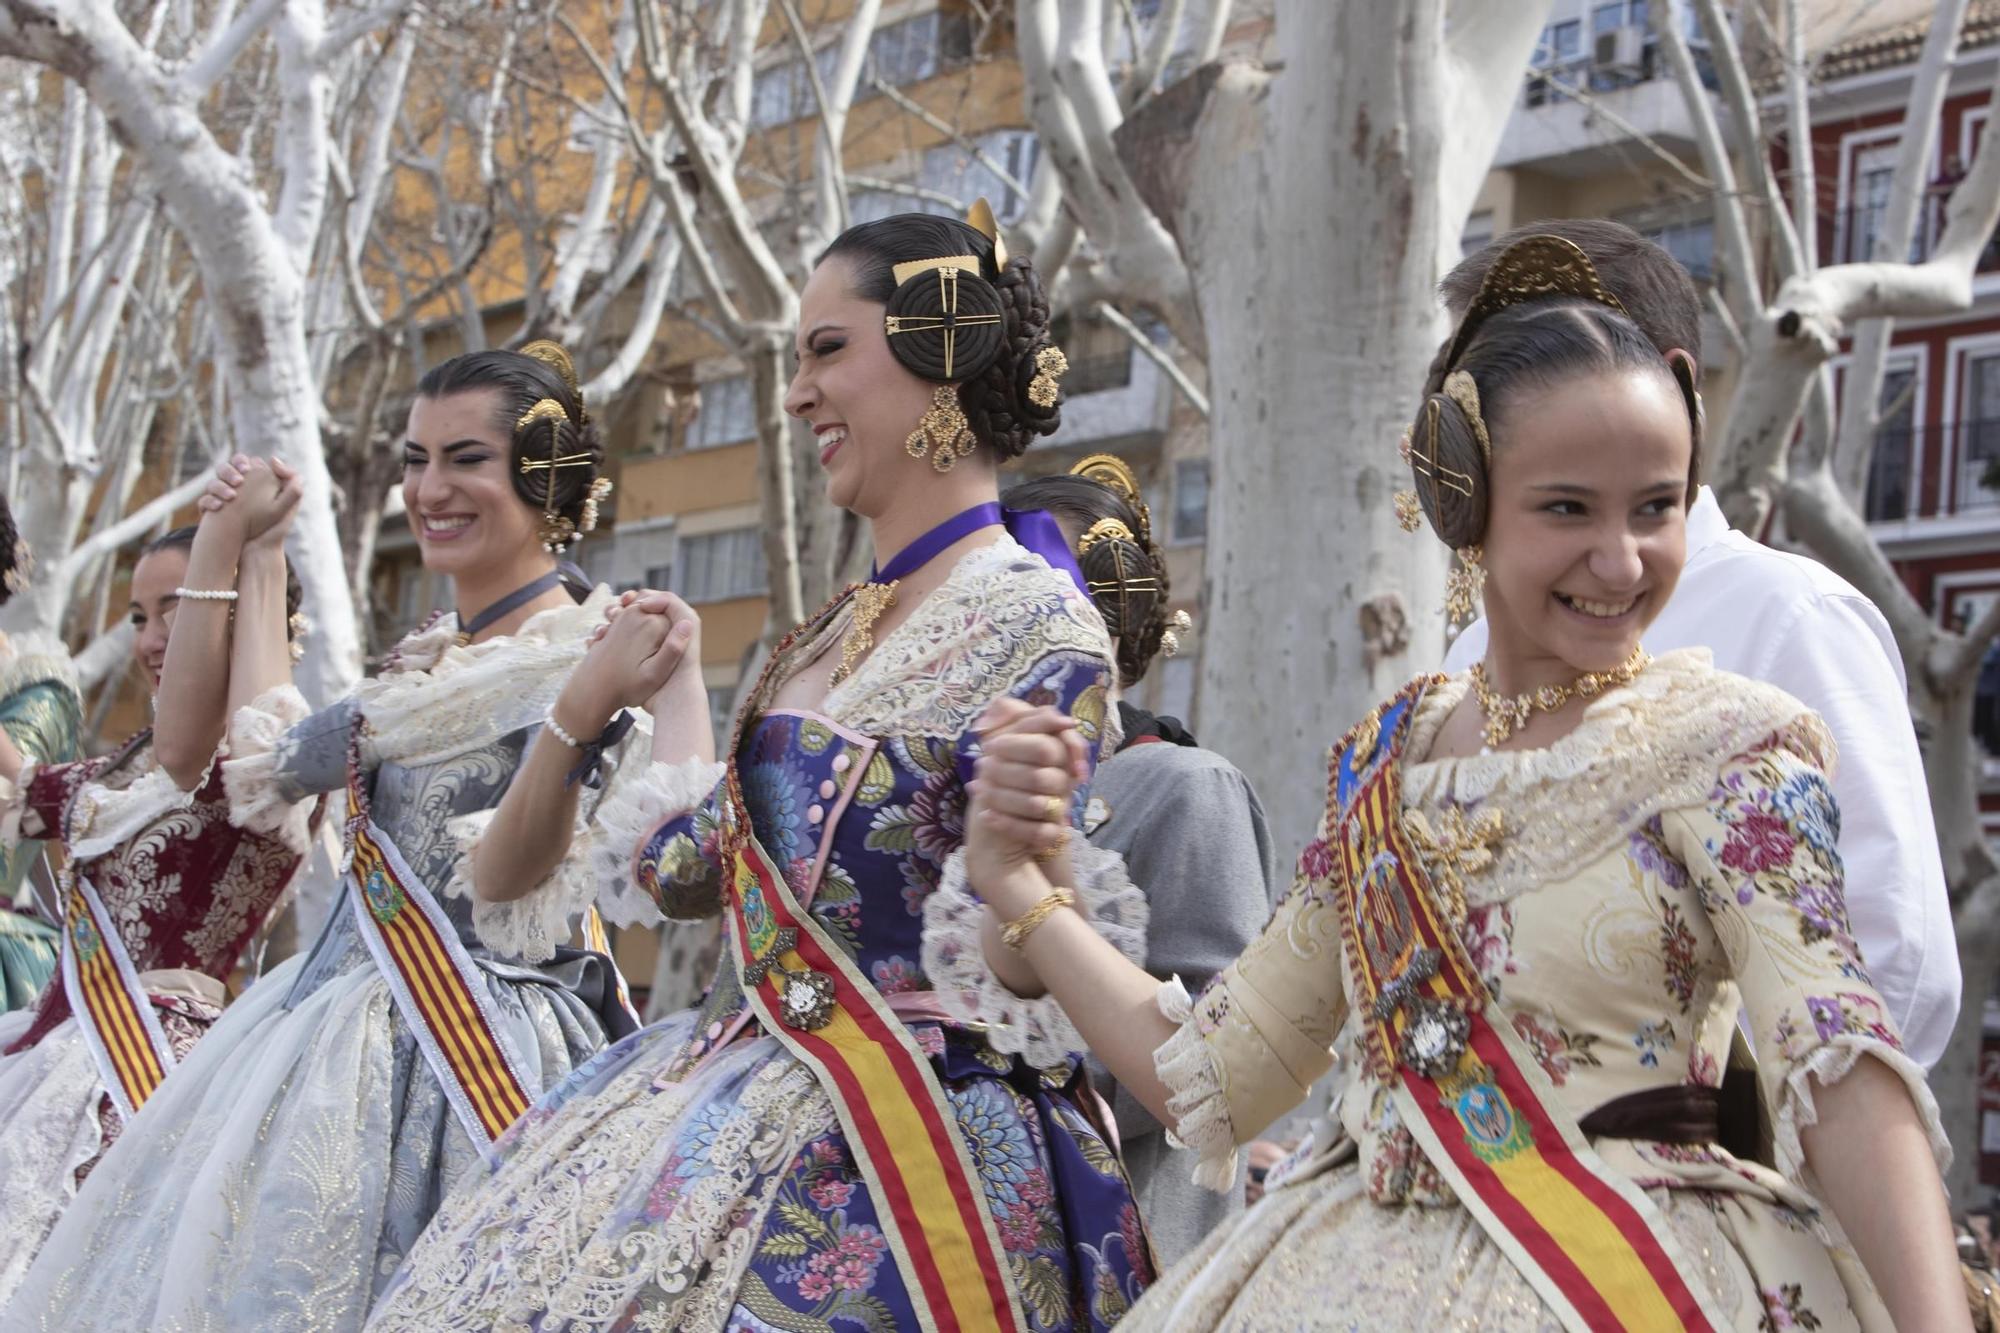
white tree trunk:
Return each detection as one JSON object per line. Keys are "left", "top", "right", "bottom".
{"left": 1120, "top": 0, "right": 1545, "bottom": 850}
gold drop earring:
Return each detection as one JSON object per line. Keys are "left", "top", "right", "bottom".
{"left": 1443, "top": 545, "right": 1486, "bottom": 626}
{"left": 904, "top": 384, "right": 975, "bottom": 473}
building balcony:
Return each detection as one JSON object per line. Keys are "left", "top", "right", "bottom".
{"left": 1865, "top": 419, "right": 2000, "bottom": 555}
{"left": 1496, "top": 63, "right": 1705, "bottom": 178}
{"left": 1823, "top": 199, "right": 2000, "bottom": 271}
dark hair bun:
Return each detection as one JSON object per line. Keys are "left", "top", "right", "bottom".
{"left": 884, "top": 266, "right": 1008, "bottom": 384}
{"left": 1405, "top": 388, "right": 1492, "bottom": 549}
{"left": 1079, "top": 522, "right": 1167, "bottom": 685}
{"left": 964, "top": 256, "right": 1062, "bottom": 459}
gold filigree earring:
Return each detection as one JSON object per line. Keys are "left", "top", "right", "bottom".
{"left": 1443, "top": 545, "right": 1486, "bottom": 625}
{"left": 905, "top": 383, "right": 976, "bottom": 473}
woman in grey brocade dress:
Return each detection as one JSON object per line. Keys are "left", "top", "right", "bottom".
{"left": 7, "top": 346, "right": 674, "bottom": 1332}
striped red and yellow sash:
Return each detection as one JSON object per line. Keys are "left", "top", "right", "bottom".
{"left": 1330, "top": 681, "right": 1725, "bottom": 1333}
{"left": 725, "top": 827, "right": 1026, "bottom": 1333}
{"left": 60, "top": 872, "right": 176, "bottom": 1117}
{"left": 347, "top": 818, "right": 532, "bottom": 1143}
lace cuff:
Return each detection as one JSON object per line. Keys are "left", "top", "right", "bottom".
{"left": 441, "top": 810, "right": 586, "bottom": 964}
{"left": 221, "top": 685, "right": 314, "bottom": 842}
{"left": 921, "top": 841, "right": 1150, "bottom": 1071}
{"left": 1772, "top": 1037, "right": 1951, "bottom": 1192}
{"left": 1153, "top": 976, "right": 1240, "bottom": 1192}
{"left": 0, "top": 763, "right": 27, "bottom": 842}
{"left": 591, "top": 757, "right": 726, "bottom": 925}
{"left": 221, "top": 685, "right": 316, "bottom": 853}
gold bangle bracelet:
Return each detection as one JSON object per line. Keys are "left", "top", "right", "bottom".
{"left": 1000, "top": 886, "right": 1076, "bottom": 952}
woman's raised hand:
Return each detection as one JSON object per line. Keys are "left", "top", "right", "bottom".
{"left": 195, "top": 454, "right": 301, "bottom": 551}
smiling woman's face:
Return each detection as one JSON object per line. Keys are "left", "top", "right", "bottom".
{"left": 401, "top": 389, "right": 540, "bottom": 575}
{"left": 128, "top": 545, "right": 189, "bottom": 690}
{"left": 783, "top": 255, "right": 951, "bottom": 518}
{"left": 1479, "top": 368, "right": 1693, "bottom": 676}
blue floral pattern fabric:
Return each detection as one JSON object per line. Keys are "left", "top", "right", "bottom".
{"left": 369, "top": 540, "right": 1150, "bottom": 1332}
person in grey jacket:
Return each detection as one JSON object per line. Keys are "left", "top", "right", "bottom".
{"left": 1007, "top": 458, "right": 1281, "bottom": 1266}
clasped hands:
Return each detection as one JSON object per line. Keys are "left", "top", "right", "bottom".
{"left": 560, "top": 588, "right": 705, "bottom": 738}
{"left": 964, "top": 698, "right": 1092, "bottom": 923}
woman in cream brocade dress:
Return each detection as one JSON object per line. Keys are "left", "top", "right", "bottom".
{"left": 1126, "top": 652, "right": 1942, "bottom": 1331}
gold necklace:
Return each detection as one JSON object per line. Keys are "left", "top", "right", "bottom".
{"left": 1468, "top": 647, "right": 1649, "bottom": 748}
{"left": 830, "top": 582, "right": 898, "bottom": 687}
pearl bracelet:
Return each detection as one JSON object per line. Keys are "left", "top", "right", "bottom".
{"left": 544, "top": 711, "right": 584, "bottom": 749}
{"left": 174, "top": 587, "right": 239, "bottom": 602}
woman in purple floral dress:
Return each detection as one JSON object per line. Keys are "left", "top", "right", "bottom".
{"left": 369, "top": 209, "right": 1154, "bottom": 1331}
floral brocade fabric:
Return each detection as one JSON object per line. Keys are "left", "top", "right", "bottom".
{"left": 1128, "top": 650, "right": 1947, "bottom": 1331}
{"left": 369, "top": 538, "right": 1154, "bottom": 1333}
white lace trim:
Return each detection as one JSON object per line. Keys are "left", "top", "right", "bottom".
{"left": 1772, "top": 1037, "right": 1951, "bottom": 1193}
{"left": 1400, "top": 648, "right": 1835, "bottom": 905}
{"left": 0, "top": 765, "right": 25, "bottom": 843}
{"left": 800, "top": 539, "right": 1113, "bottom": 744}
{"left": 586, "top": 757, "right": 725, "bottom": 929}
{"left": 355, "top": 587, "right": 617, "bottom": 770}
{"left": 67, "top": 746, "right": 207, "bottom": 862}
{"left": 446, "top": 711, "right": 659, "bottom": 963}
{"left": 220, "top": 686, "right": 315, "bottom": 854}
{"left": 1152, "top": 976, "right": 1240, "bottom": 1192}
{"left": 920, "top": 840, "right": 1149, "bottom": 1071}
{"left": 0, "top": 629, "right": 78, "bottom": 701}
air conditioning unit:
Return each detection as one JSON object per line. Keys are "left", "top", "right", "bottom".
{"left": 1593, "top": 26, "right": 1646, "bottom": 72}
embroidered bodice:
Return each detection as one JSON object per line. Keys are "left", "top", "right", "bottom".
{"left": 1156, "top": 649, "right": 1944, "bottom": 1206}
{"left": 3, "top": 697, "right": 321, "bottom": 1052}
{"left": 223, "top": 589, "right": 659, "bottom": 993}
{"left": 611, "top": 538, "right": 1147, "bottom": 1070}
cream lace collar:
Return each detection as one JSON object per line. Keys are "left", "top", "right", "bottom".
{"left": 776, "top": 537, "right": 1113, "bottom": 743}
{"left": 356, "top": 586, "right": 622, "bottom": 769}
{"left": 1398, "top": 647, "right": 1832, "bottom": 903}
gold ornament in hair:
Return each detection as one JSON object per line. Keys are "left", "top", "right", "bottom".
{"left": 516, "top": 394, "right": 593, "bottom": 551}
{"left": 1070, "top": 453, "right": 1153, "bottom": 546}
{"left": 1077, "top": 516, "right": 1136, "bottom": 556}
{"left": 1408, "top": 396, "right": 1477, "bottom": 504}
{"left": 1027, "top": 346, "right": 1068, "bottom": 409}
{"left": 519, "top": 339, "right": 587, "bottom": 423}
{"left": 1440, "top": 370, "right": 1493, "bottom": 461}
{"left": 1160, "top": 608, "right": 1193, "bottom": 658}
{"left": 966, "top": 196, "right": 1009, "bottom": 271}
{"left": 1442, "top": 234, "right": 1627, "bottom": 373}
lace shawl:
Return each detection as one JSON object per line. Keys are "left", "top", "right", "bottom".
{"left": 1400, "top": 647, "right": 1835, "bottom": 908}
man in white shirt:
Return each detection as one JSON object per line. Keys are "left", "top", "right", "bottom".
{"left": 1441, "top": 220, "right": 1960, "bottom": 1066}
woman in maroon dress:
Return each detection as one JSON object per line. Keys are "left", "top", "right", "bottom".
{"left": 0, "top": 462, "right": 324, "bottom": 1304}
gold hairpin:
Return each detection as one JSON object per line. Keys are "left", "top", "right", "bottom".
{"left": 1443, "top": 235, "right": 1627, "bottom": 372}
{"left": 1027, "top": 346, "right": 1068, "bottom": 408}
{"left": 1409, "top": 399, "right": 1477, "bottom": 500}
{"left": 890, "top": 255, "right": 983, "bottom": 287}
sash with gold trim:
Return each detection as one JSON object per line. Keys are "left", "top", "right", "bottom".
{"left": 341, "top": 723, "right": 534, "bottom": 1145}
{"left": 59, "top": 871, "right": 176, "bottom": 1118}
{"left": 1330, "top": 679, "right": 1726, "bottom": 1333}
{"left": 661, "top": 594, "right": 1029, "bottom": 1333}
